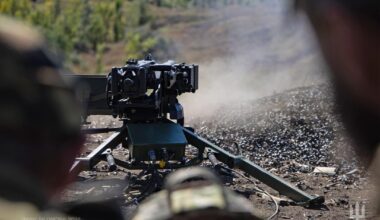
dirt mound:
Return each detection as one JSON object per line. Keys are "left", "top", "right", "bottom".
{"left": 189, "top": 84, "right": 375, "bottom": 219}
{"left": 191, "top": 84, "right": 361, "bottom": 174}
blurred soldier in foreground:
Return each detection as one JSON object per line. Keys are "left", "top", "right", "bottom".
{"left": 295, "top": 0, "right": 380, "bottom": 215}
{"left": 132, "top": 167, "right": 264, "bottom": 220}
{"left": 0, "top": 16, "right": 123, "bottom": 220}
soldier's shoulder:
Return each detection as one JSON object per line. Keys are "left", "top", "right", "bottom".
{"left": 0, "top": 198, "right": 71, "bottom": 220}
{"left": 131, "top": 167, "right": 265, "bottom": 220}
{"left": 0, "top": 15, "right": 43, "bottom": 52}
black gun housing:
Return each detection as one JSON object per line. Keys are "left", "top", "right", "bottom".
{"left": 106, "top": 56, "right": 198, "bottom": 122}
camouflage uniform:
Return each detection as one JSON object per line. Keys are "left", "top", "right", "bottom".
{"left": 0, "top": 15, "right": 81, "bottom": 220}
{"left": 0, "top": 16, "right": 125, "bottom": 220}
{"left": 0, "top": 17, "right": 81, "bottom": 143}
{"left": 132, "top": 167, "right": 264, "bottom": 220}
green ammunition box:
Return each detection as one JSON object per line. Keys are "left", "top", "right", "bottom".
{"left": 126, "top": 123, "right": 187, "bottom": 161}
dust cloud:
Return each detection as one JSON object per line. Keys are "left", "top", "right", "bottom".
{"left": 179, "top": 0, "right": 328, "bottom": 119}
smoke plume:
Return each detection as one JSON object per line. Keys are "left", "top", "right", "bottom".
{"left": 178, "top": 0, "right": 328, "bottom": 119}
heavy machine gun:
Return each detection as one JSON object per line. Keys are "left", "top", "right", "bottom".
{"left": 66, "top": 55, "right": 324, "bottom": 207}
{"left": 105, "top": 54, "right": 197, "bottom": 123}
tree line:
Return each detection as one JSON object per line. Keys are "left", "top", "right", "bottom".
{"left": 0, "top": 0, "right": 259, "bottom": 72}
{"left": 0, "top": 0, "right": 157, "bottom": 71}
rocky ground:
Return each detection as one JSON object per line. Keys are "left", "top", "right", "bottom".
{"left": 189, "top": 84, "right": 376, "bottom": 219}
{"left": 63, "top": 84, "right": 377, "bottom": 219}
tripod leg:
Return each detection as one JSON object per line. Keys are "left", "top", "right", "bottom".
{"left": 183, "top": 127, "right": 324, "bottom": 206}
{"left": 70, "top": 127, "right": 127, "bottom": 175}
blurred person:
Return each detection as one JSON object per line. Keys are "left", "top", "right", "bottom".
{"left": 0, "top": 16, "right": 123, "bottom": 220}
{"left": 294, "top": 0, "right": 380, "bottom": 216}
{"left": 131, "top": 167, "right": 264, "bottom": 220}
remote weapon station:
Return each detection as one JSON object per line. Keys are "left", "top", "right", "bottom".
{"left": 67, "top": 55, "right": 324, "bottom": 206}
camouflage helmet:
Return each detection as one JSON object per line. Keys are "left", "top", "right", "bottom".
{"left": 132, "top": 167, "right": 264, "bottom": 220}
{"left": 0, "top": 16, "right": 82, "bottom": 145}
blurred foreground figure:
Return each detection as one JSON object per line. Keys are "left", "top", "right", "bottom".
{"left": 132, "top": 167, "right": 263, "bottom": 220}
{"left": 0, "top": 16, "right": 123, "bottom": 220}
{"left": 295, "top": 0, "right": 380, "bottom": 215}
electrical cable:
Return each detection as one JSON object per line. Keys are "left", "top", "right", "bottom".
{"left": 222, "top": 167, "right": 279, "bottom": 220}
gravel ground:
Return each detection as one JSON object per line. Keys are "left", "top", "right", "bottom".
{"left": 189, "top": 84, "right": 376, "bottom": 219}
{"left": 191, "top": 84, "right": 360, "bottom": 174}
{"left": 63, "top": 84, "right": 377, "bottom": 219}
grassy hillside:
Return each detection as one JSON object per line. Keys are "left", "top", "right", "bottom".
{"left": 1, "top": 0, "right": 327, "bottom": 105}
{"left": 0, "top": 0, "right": 262, "bottom": 73}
